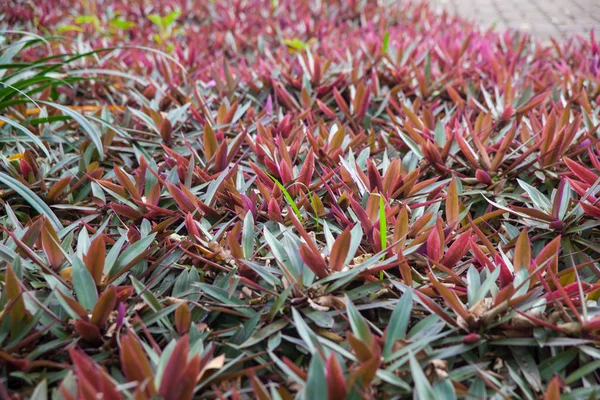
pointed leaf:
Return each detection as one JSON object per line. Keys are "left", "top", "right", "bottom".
{"left": 446, "top": 177, "right": 459, "bottom": 226}
{"left": 72, "top": 257, "right": 98, "bottom": 311}
{"left": 345, "top": 295, "right": 373, "bottom": 345}
{"left": 84, "top": 235, "right": 106, "bottom": 285}
{"left": 330, "top": 229, "right": 351, "bottom": 272}
{"left": 383, "top": 291, "right": 412, "bottom": 359}
{"left": 90, "top": 286, "right": 116, "bottom": 327}
{"left": 305, "top": 355, "right": 327, "bottom": 400}
{"left": 514, "top": 229, "right": 531, "bottom": 272}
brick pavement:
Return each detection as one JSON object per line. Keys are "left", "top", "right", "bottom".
{"left": 429, "top": 0, "right": 600, "bottom": 40}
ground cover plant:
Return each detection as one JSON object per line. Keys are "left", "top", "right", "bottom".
{"left": 1, "top": 0, "right": 600, "bottom": 398}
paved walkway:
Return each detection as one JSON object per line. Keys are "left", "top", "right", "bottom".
{"left": 429, "top": 0, "right": 600, "bottom": 40}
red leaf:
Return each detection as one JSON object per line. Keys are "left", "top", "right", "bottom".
{"left": 441, "top": 230, "right": 471, "bottom": 268}
{"left": 174, "top": 353, "right": 201, "bottom": 400}
{"left": 426, "top": 222, "right": 442, "bottom": 261}
{"left": 165, "top": 183, "right": 197, "bottom": 214}
{"left": 415, "top": 290, "right": 458, "bottom": 327}
{"left": 495, "top": 254, "right": 514, "bottom": 288}
{"left": 580, "top": 202, "right": 600, "bottom": 219}
{"left": 326, "top": 354, "right": 347, "bottom": 400}
{"left": 46, "top": 176, "right": 72, "bottom": 202}
{"left": 114, "top": 164, "right": 142, "bottom": 201}
{"left": 469, "top": 239, "right": 494, "bottom": 270}
{"left": 427, "top": 271, "right": 469, "bottom": 321}
{"left": 463, "top": 333, "right": 481, "bottom": 343}
{"left": 120, "top": 333, "right": 156, "bottom": 396}
{"left": 58, "top": 290, "right": 89, "bottom": 321}
{"left": 347, "top": 332, "right": 372, "bottom": 362}
{"left": 267, "top": 198, "right": 283, "bottom": 223}
{"left": 175, "top": 303, "right": 192, "bottom": 335}
{"left": 69, "top": 348, "right": 122, "bottom": 400}
{"left": 41, "top": 218, "right": 63, "bottom": 270}
{"left": 513, "top": 229, "right": 531, "bottom": 272}
{"left": 535, "top": 236, "right": 561, "bottom": 275}
{"left": 564, "top": 157, "right": 597, "bottom": 186}
{"left": 111, "top": 204, "right": 143, "bottom": 220}
{"left": 212, "top": 140, "right": 228, "bottom": 173}
{"left": 330, "top": 229, "right": 351, "bottom": 272}
{"left": 298, "top": 150, "right": 315, "bottom": 187}
{"left": 91, "top": 286, "right": 117, "bottom": 327}
{"left": 250, "top": 374, "right": 271, "bottom": 400}
{"left": 544, "top": 376, "right": 561, "bottom": 400}
{"left": 75, "top": 320, "right": 102, "bottom": 343}
{"left": 299, "top": 243, "right": 329, "bottom": 279}
{"left": 84, "top": 235, "right": 106, "bottom": 285}
{"left": 475, "top": 169, "right": 492, "bottom": 185}
{"left": 158, "top": 335, "right": 200, "bottom": 400}
{"left": 446, "top": 177, "right": 459, "bottom": 226}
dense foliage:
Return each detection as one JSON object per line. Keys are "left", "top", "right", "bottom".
{"left": 1, "top": 0, "right": 600, "bottom": 398}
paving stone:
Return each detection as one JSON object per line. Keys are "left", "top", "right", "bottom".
{"left": 429, "top": 0, "right": 600, "bottom": 40}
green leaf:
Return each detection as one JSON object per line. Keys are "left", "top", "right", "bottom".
{"left": 110, "top": 18, "right": 136, "bottom": 30}
{"left": 292, "top": 307, "right": 320, "bottom": 354}
{"left": 409, "top": 351, "right": 435, "bottom": 400}
{"left": 339, "top": 156, "right": 368, "bottom": 196}
{"left": 283, "top": 38, "right": 309, "bottom": 51}
{"left": 345, "top": 295, "right": 373, "bottom": 345}
{"left": 72, "top": 257, "right": 98, "bottom": 311}
{"left": 565, "top": 359, "right": 600, "bottom": 385}
{"left": 30, "top": 379, "right": 48, "bottom": 400}
{"left": 40, "top": 101, "right": 104, "bottom": 160}
{"left": 471, "top": 267, "right": 500, "bottom": 305}
{"left": 0, "top": 172, "right": 63, "bottom": 230}
{"left": 110, "top": 233, "right": 156, "bottom": 277}
{"left": 154, "top": 339, "right": 177, "bottom": 389}
{"left": 147, "top": 14, "right": 163, "bottom": 27}
{"left": 204, "top": 165, "right": 232, "bottom": 205}
{"left": 163, "top": 10, "right": 181, "bottom": 27}
{"left": 466, "top": 266, "right": 481, "bottom": 307}
{"left": 241, "top": 260, "right": 281, "bottom": 288}
{"left": 195, "top": 283, "right": 256, "bottom": 317}
{"left": 267, "top": 285, "right": 292, "bottom": 321}
{"left": 433, "top": 378, "right": 456, "bottom": 400}
{"left": 103, "top": 235, "right": 126, "bottom": 275}
{"left": 75, "top": 15, "right": 100, "bottom": 25}
{"left": 304, "top": 355, "right": 327, "bottom": 400}
{"left": 140, "top": 303, "right": 179, "bottom": 327}
{"left": 513, "top": 86, "right": 533, "bottom": 109}
{"left": 556, "top": 179, "right": 571, "bottom": 220}
{"left": 267, "top": 172, "right": 301, "bottom": 219}
{"left": 383, "top": 291, "right": 412, "bottom": 360}
{"left": 512, "top": 347, "right": 542, "bottom": 392}
{"left": 434, "top": 121, "right": 446, "bottom": 147}
{"left": 242, "top": 211, "right": 254, "bottom": 259}
{"left": 397, "top": 129, "right": 423, "bottom": 159}
{"left": 268, "top": 349, "right": 305, "bottom": 385}
{"left": 539, "top": 348, "right": 577, "bottom": 380}
{"left": 131, "top": 276, "right": 161, "bottom": 312}
{"left": 518, "top": 179, "right": 552, "bottom": 214}
{"left": 382, "top": 31, "right": 390, "bottom": 54}
{"left": 0, "top": 116, "right": 52, "bottom": 159}
{"left": 379, "top": 195, "right": 387, "bottom": 251}
{"left": 239, "top": 319, "right": 289, "bottom": 349}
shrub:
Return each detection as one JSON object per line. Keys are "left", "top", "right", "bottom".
{"left": 1, "top": 1, "right": 600, "bottom": 398}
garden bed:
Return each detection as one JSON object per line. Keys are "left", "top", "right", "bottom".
{"left": 1, "top": 1, "right": 600, "bottom": 398}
